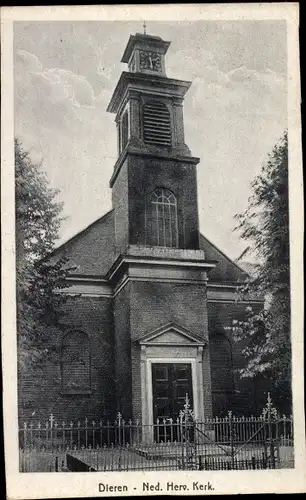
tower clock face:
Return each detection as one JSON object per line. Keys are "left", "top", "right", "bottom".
{"left": 139, "top": 51, "right": 162, "bottom": 72}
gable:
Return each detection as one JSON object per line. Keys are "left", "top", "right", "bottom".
{"left": 200, "top": 234, "right": 248, "bottom": 283}
{"left": 137, "top": 323, "right": 205, "bottom": 346}
{"left": 50, "top": 211, "right": 248, "bottom": 283}
{"left": 51, "top": 210, "right": 116, "bottom": 278}
{"left": 145, "top": 330, "right": 195, "bottom": 345}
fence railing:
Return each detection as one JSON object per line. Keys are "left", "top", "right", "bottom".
{"left": 19, "top": 412, "right": 294, "bottom": 472}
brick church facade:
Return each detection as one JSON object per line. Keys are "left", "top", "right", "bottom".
{"left": 18, "top": 32, "right": 266, "bottom": 425}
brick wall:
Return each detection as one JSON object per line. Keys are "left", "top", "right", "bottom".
{"left": 131, "top": 343, "right": 142, "bottom": 421}
{"left": 51, "top": 210, "right": 116, "bottom": 276}
{"left": 113, "top": 283, "right": 133, "bottom": 418}
{"left": 18, "top": 296, "right": 115, "bottom": 423}
{"left": 112, "top": 159, "right": 129, "bottom": 253}
{"left": 113, "top": 279, "right": 212, "bottom": 421}
{"left": 17, "top": 290, "right": 264, "bottom": 424}
{"left": 129, "top": 281, "right": 209, "bottom": 340}
{"left": 127, "top": 155, "right": 200, "bottom": 249}
{"left": 207, "top": 301, "right": 268, "bottom": 415}
{"left": 129, "top": 280, "right": 212, "bottom": 420}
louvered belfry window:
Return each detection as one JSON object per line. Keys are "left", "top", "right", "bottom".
{"left": 143, "top": 101, "right": 172, "bottom": 146}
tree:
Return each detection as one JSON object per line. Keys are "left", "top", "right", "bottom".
{"left": 233, "top": 132, "right": 291, "bottom": 412}
{"left": 15, "top": 138, "right": 72, "bottom": 375}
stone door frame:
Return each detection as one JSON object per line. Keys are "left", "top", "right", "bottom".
{"left": 137, "top": 323, "right": 207, "bottom": 442}
{"left": 146, "top": 357, "right": 199, "bottom": 426}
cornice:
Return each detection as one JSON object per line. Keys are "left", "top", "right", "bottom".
{"left": 57, "top": 273, "right": 264, "bottom": 304}
{"left": 107, "top": 253, "right": 216, "bottom": 284}
{"left": 107, "top": 72, "right": 191, "bottom": 114}
{"left": 109, "top": 147, "right": 200, "bottom": 188}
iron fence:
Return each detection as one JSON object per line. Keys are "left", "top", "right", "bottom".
{"left": 19, "top": 412, "right": 294, "bottom": 472}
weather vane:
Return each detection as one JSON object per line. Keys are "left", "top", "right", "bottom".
{"left": 143, "top": 21, "right": 147, "bottom": 35}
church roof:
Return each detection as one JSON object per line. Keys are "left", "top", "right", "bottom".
{"left": 51, "top": 210, "right": 116, "bottom": 278}
{"left": 52, "top": 210, "right": 248, "bottom": 283}
{"left": 199, "top": 234, "right": 248, "bottom": 283}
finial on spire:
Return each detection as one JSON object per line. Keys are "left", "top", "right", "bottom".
{"left": 143, "top": 21, "right": 147, "bottom": 35}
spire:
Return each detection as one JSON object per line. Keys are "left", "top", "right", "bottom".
{"left": 143, "top": 20, "right": 147, "bottom": 35}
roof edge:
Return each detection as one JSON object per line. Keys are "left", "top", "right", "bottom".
{"left": 50, "top": 209, "right": 114, "bottom": 257}
{"left": 200, "top": 233, "right": 251, "bottom": 279}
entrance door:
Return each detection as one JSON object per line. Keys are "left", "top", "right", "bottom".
{"left": 152, "top": 363, "right": 193, "bottom": 422}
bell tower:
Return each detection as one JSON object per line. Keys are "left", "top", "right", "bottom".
{"left": 107, "top": 32, "right": 201, "bottom": 252}
{"left": 107, "top": 31, "right": 214, "bottom": 427}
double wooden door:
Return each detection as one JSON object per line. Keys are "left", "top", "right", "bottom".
{"left": 152, "top": 363, "right": 193, "bottom": 422}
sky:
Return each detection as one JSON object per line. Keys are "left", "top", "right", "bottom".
{"left": 14, "top": 20, "right": 287, "bottom": 261}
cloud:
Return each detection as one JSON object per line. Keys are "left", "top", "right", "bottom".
{"left": 185, "top": 62, "right": 286, "bottom": 121}
{"left": 87, "top": 34, "right": 111, "bottom": 79}
{"left": 227, "top": 66, "right": 285, "bottom": 91}
{"left": 37, "top": 68, "right": 95, "bottom": 108}
{"left": 16, "top": 49, "right": 42, "bottom": 72}
{"left": 168, "top": 47, "right": 216, "bottom": 80}
{"left": 16, "top": 49, "right": 96, "bottom": 108}
{"left": 168, "top": 46, "right": 286, "bottom": 127}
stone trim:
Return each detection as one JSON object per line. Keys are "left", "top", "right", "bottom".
{"left": 208, "top": 299, "right": 264, "bottom": 304}
{"left": 108, "top": 255, "right": 216, "bottom": 283}
{"left": 142, "top": 354, "right": 204, "bottom": 443}
{"left": 56, "top": 277, "right": 263, "bottom": 304}
{"left": 136, "top": 322, "right": 205, "bottom": 345}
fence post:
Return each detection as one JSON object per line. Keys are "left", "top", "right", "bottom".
{"left": 179, "top": 412, "right": 184, "bottom": 469}
{"left": 23, "top": 422, "right": 27, "bottom": 451}
{"left": 49, "top": 414, "right": 54, "bottom": 449}
{"left": 117, "top": 412, "right": 122, "bottom": 447}
{"left": 85, "top": 417, "right": 88, "bottom": 449}
{"left": 275, "top": 417, "right": 280, "bottom": 467}
{"left": 228, "top": 411, "right": 234, "bottom": 469}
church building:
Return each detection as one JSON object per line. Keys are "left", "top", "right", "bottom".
{"left": 19, "top": 32, "right": 265, "bottom": 425}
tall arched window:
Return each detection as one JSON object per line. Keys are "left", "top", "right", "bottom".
{"left": 61, "top": 331, "right": 91, "bottom": 393}
{"left": 143, "top": 101, "right": 172, "bottom": 146}
{"left": 147, "top": 188, "right": 178, "bottom": 248}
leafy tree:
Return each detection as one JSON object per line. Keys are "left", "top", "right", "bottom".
{"left": 233, "top": 132, "right": 291, "bottom": 412}
{"left": 15, "top": 138, "right": 72, "bottom": 375}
